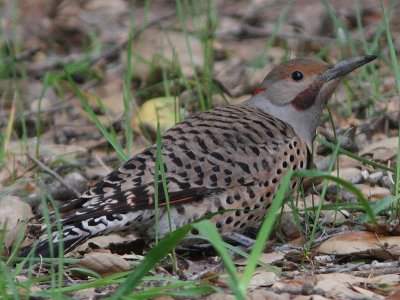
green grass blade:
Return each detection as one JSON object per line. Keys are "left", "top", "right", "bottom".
{"left": 381, "top": 2, "right": 400, "bottom": 198}
{"left": 361, "top": 194, "right": 400, "bottom": 222}
{"left": 241, "top": 170, "right": 294, "bottom": 291}
{"left": 66, "top": 72, "right": 128, "bottom": 161}
{"left": 316, "top": 137, "right": 394, "bottom": 173}
{"left": 295, "top": 169, "right": 375, "bottom": 222}
{"left": 192, "top": 220, "right": 244, "bottom": 299}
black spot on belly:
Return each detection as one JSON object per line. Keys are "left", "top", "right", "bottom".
{"left": 250, "top": 146, "right": 260, "bottom": 156}
{"left": 185, "top": 151, "right": 196, "bottom": 160}
{"left": 224, "top": 169, "right": 232, "bottom": 175}
{"left": 194, "top": 179, "right": 203, "bottom": 185}
{"left": 178, "top": 181, "right": 191, "bottom": 189}
{"left": 237, "top": 162, "right": 251, "bottom": 174}
{"left": 178, "top": 171, "right": 188, "bottom": 177}
{"left": 210, "top": 174, "right": 218, "bottom": 183}
{"left": 172, "top": 156, "right": 183, "bottom": 167}
{"left": 224, "top": 176, "right": 232, "bottom": 185}
{"left": 211, "top": 152, "right": 225, "bottom": 161}
{"left": 246, "top": 187, "right": 255, "bottom": 198}
{"left": 176, "top": 205, "right": 185, "bottom": 215}
{"left": 262, "top": 159, "right": 268, "bottom": 169}
{"left": 212, "top": 165, "right": 220, "bottom": 172}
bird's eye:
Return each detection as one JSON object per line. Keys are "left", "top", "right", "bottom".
{"left": 291, "top": 71, "right": 304, "bottom": 81}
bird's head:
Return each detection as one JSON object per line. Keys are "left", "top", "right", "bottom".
{"left": 246, "top": 55, "right": 376, "bottom": 149}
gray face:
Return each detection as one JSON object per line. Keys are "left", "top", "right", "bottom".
{"left": 245, "top": 58, "right": 337, "bottom": 149}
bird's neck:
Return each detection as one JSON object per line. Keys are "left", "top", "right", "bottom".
{"left": 244, "top": 95, "right": 323, "bottom": 150}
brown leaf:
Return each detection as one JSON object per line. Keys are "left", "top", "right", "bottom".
{"left": 248, "top": 268, "right": 279, "bottom": 289}
{"left": 74, "top": 252, "right": 131, "bottom": 277}
{"left": 359, "top": 137, "right": 399, "bottom": 162}
{"left": 317, "top": 231, "right": 400, "bottom": 259}
{"left": 235, "top": 251, "right": 286, "bottom": 266}
{"left": 354, "top": 184, "right": 391, "bottom": 201}
{"left": 0, "top": 196, "right": 33, "bottom": 252}
{"left": 315, "top": 273, "right": 370, "bottom": 299}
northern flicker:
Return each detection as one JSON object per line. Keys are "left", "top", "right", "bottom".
{"left": 24, "top": 55, "right": 376, "bottom": 257}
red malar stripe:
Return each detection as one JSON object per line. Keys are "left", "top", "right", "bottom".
{"left": 253, "top": 87, "right": 267, "bottom": 96}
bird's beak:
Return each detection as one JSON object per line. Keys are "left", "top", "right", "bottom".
{"left": 319, "top": 55, "right": 377, "bottom": 82}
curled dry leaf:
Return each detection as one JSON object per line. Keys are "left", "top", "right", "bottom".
{"left": 0, "top": 196, "right": 33, "bottom": 252}
{"left": 314, "top": 273, "right": 380, "bottom": 299}
{"left": 317, "top": 231, "right": 400, "bottom": 260}
{"left": 72, "top": 232, "right": 136, "bottom": 255}
{"left": 248, "top": 268, "right": 280, "bottom": 289}
{"left": 74, "top": 252, "right": 131, "bottom": 277}
{"left": 359, "top": 137, "right": 399, "bottom": 162}
{"left": 235, "top": 251, "right": 286, "bottom": 266}
{"left": 355, "top": 184, "right": 391, "bottom": 201}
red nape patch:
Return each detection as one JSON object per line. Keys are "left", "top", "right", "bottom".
{"left": 253, "top": 87, "right": 267, "bottom": 96}
{"left": 291, "top": 83, "right": 320, "bottom": 111}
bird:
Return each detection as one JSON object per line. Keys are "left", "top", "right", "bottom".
{"left": 23, "top": 55, "right": 376, "bottom": 257}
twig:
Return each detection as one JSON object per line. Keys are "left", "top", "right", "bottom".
{"left": 313, "top": 260, "right": 400, "bottom": 277}
{"left": 27, "top": 152, "right": 81, "bottom": 198}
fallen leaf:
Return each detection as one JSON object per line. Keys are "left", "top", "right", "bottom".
{"left": 355, "top": 184, "right": 391, "bottom": 201}
{"left": 0, "top": 196, "right": 33, "bottom": 252}
{"left": 317, "top": 231, "right": 400, "bottom": 259}
{"left": 371, "top": 274, "right": 400, "bottom": 285}
{"left": 359, "top": 137, "right": 399, "bottom": 162}
{"left": 235, "top": 251, "right": 286, "bottom": 266}
{"left": 248, "top": 268, "right": 279, "bottom": 289}
{"left": 74, "top": 252, "right": 131, "bottom": 277}
{"left": 314, "top": 273, "right": 373, "bottom": 299}
{"left": 387, "top": 287, "right": 400, "bottom": 300}
{"left": 71, "top": 233, "right": 140, "bottom": 256}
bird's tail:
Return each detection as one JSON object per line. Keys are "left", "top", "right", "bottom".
{"left": 20, "top": 225, "right": 91, "bottom": 258}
